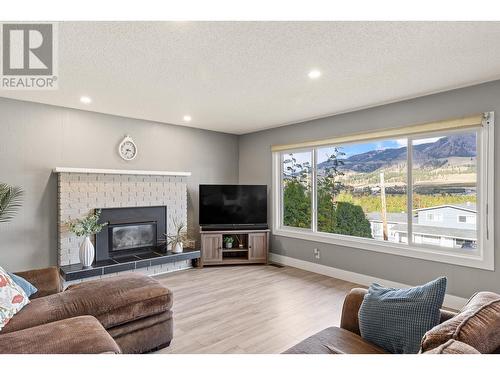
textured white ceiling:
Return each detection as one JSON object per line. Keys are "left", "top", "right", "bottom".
{"left": 2, "top": 22, "right": 500, "bottom": 134}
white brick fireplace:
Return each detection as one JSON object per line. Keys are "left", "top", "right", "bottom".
{"left": 55, "top": 167, "right": 191, "bottom": 277}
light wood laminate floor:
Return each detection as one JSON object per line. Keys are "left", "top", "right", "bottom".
{"left": 156, "top": 264, "right": 359, "bottom": 354}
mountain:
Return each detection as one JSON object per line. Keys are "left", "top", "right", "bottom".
{"left": 413, "top": 133, "right": 476, "bottom": 160}
{"left": 317, "top": 134, "right": 476, "bottom": 173}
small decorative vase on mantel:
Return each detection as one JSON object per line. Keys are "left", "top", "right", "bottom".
{"left": 66, "top": 210, "right": 107, "bottom": 269}
{"left": 79, "top": 236, "right": 95, "bottom": 268}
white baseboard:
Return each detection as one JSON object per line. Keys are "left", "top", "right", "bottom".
{"left": 269, "top": 253, "right": 468, "bottom": 310}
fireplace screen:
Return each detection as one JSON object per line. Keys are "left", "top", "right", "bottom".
{"left": 110, "top": 222, "right": 156, "bottom": 252}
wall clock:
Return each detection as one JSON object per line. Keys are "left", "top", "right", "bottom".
{"left": 118, "top": 135, "right": 138, "bottom": 161}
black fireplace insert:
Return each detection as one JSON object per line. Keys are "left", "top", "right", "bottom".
{"left": 95, "top": 206, "right": 167, "bottom": 262}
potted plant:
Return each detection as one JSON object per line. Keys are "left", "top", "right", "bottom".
{"left": 0, "top": 183, "right": 24, "bottom": 223}
{"left": 66, "top": 210, "right": 107, "bottom": 268}
{"left": 166, "top": 219, "right": 187, "bottom": 254}
{"left": 223, "top": 235, "right": 234, "bottom": 249}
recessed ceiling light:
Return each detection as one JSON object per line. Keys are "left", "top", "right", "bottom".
{"left": 308, "top": 70, "right": 322, "bottom": 79}
{"left": 80, "top": 96, "right": 92, "bottom": 104}
{"left": 183, "top": 115, "right": 192, "bottom": 122}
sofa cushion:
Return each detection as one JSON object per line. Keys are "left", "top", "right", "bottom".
{"left": 422, "top": 339, "right": 480, "bottom": 354}
{"left": 283, "top": 327, "right": 387, "bottom": 354}
{"left": 1, "top": 273, "right": 172, "bottom": 334}
{"left": 358, "top": 277, "right": 447, "bottom": 354}
{"left": 8, "top": 272, "right": 38, "bottom": 297}
{"left": 420, "top": 291, "right": 500, "bottom": 353}
{"left": 110, "top": 311, "right": 173, "bottom": 354}
{"left": 107, "top": 309, "right": 172, "bottom": 339}
{"left": 0, "top": 316, "right": 121, "bottom": 354}
{"left": 0, "top": 266, "right": 29, "bottom": 332}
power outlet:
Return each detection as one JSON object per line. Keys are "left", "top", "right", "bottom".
{"left": 313, "top": 248, "right": 320, "bottom": 260}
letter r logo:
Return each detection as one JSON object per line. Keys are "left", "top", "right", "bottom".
{"left": 2, "top": 24, "right": 53, "bottom": 75}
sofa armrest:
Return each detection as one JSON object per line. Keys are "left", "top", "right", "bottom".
{"left": 340, "top": 288, "right": 367, "bottom": 335}
{"left": 14, "top": 266, "right": 62, "bottom": 298}
{"left": 340, "top": 287, "right": 457, "bottom": 337}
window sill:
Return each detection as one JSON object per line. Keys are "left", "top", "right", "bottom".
{"left": 273, "top": 227, "right": 494, "bottom": 271}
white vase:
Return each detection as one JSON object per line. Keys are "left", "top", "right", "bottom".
{"left": 79, "top": 236, "right": 95, "bottom": 268}
{"left": 172, "top": 242, "right": 183, "bottom": 254}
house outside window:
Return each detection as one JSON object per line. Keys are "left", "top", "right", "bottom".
{"left": 272, "top": 113, "right": 494, "bottom": 270}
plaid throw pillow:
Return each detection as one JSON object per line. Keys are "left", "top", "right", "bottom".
{"left": 0, "top": 266, "right": 29, "bottom": 331}
{"left": 358, "top": 277, "right": 447, "bottom": 354}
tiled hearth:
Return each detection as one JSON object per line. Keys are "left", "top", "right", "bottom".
{"left": 60, "top": 248, "right": 200, "bottom": 281}
{"left": 54, "top": 167, "right": 194, "bottom": 285}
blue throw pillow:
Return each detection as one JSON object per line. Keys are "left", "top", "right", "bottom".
{"left": 358, "top": 277, "right": 447, "bottom": 354}
{"left": 7, "top": 272, "right": 38, "bottom": 297}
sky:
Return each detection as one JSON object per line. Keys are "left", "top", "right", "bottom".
{"left": 316, "top": 139, "right": 407, "bottom": 162}
{"left": 288, "top": 137, "right": 444, "bottom": 164}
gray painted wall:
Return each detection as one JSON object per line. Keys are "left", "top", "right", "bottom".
{"left": 238, "top": 80, "right": 500, "bottom": 298}
{"left": 0, "top": 98, "right": 238, "bottom": 271}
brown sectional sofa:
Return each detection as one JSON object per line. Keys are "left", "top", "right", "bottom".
{"left": 0, "top": 267, "right": 173, "bottom": 354}
{"left": 284, "top": 287, "right": 500, "bottom": 354}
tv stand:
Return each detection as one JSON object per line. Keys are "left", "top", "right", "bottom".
{"left": 200, "top": 227, "right": 269, "bottom": 267}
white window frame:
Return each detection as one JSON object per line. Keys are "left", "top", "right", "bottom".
{"left": 272, "top": 112, "right": 494, "bottom": 270}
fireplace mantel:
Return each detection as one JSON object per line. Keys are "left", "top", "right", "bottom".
{"left": 53, "top": 167, "right": 191, "bottom": 177}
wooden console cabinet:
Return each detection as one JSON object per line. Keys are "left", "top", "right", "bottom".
{"left": 200, "top": 229, "right": 269, "bottom": 266}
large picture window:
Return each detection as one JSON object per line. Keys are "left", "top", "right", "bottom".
{"left": 272, "top": 113, "right": 494, "bottom": 270}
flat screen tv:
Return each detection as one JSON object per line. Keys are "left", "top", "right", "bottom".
{"left": 199, "top": 185, "right": 267, "bottom": 226}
